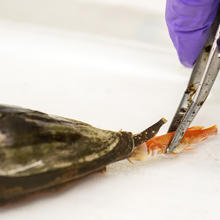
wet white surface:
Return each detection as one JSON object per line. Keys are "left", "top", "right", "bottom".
{"left": 0, "top": 1, "right": 220, "bottom": 219}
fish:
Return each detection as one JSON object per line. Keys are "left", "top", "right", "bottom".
{"left": 0, "top": 104, "right": 166, "bottom": 206}
{"left": 129, "top": 125, "right": 218, "bottom": 161}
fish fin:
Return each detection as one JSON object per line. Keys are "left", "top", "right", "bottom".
{"left": 202, "top": 137, "right": 209, "bottom": 141}
{"left": 129, "top": 143, "right": 148, "bottom": 161}
{"left": 167, "top": 151, "right": 178, "bottom": 156}
{"left": 188, "top": 126, "right": 204, "bottom": 130}
{"left": 184, "top": 147, "right": 195, "bottom": 151}
{"left": 127, "top": 157, "right": 135, "bottom": 164}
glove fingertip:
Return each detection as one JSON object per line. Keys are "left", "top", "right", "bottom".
{"left": 165, "top": 0, "right": 220, "bottom": 68}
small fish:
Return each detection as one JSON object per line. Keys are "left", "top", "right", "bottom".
{"left": 130, "top": 125, "right": 218, "bottom": 161}
{"left": 0, "top": 104, "right": 166, "bottom": 206}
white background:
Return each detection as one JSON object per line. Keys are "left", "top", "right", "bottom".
{"left": 0, "top": 0, "right": 220, "bottom": 219}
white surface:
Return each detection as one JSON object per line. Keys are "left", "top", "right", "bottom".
{"left": 0, "top": 1, "right": 220, "bottom": 219}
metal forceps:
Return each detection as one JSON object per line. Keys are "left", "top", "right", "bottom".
{"left": 166, "top": 10, "right": 220, "bottom": 153}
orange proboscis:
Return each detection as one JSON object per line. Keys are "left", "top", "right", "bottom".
{"left": 146, "top": 125, "right": 218, "bottom": 155}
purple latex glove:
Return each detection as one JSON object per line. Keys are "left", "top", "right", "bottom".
{"left": 166, "top": 0, "right": 220, "bottom": 67}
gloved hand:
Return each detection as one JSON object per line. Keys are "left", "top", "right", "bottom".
{"left": 166, "top": 0, "right": 220, "bottom": 67}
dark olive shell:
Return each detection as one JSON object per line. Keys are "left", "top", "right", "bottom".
{"left": 0, "top": 105, "right": 166, "bottom": 205}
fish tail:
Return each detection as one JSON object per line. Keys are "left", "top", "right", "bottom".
{"left": 203, "top": 125, "right": 218, "bottom": 136}
{"left": 183, "top": 125, "right": 218, "bottom": 147}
